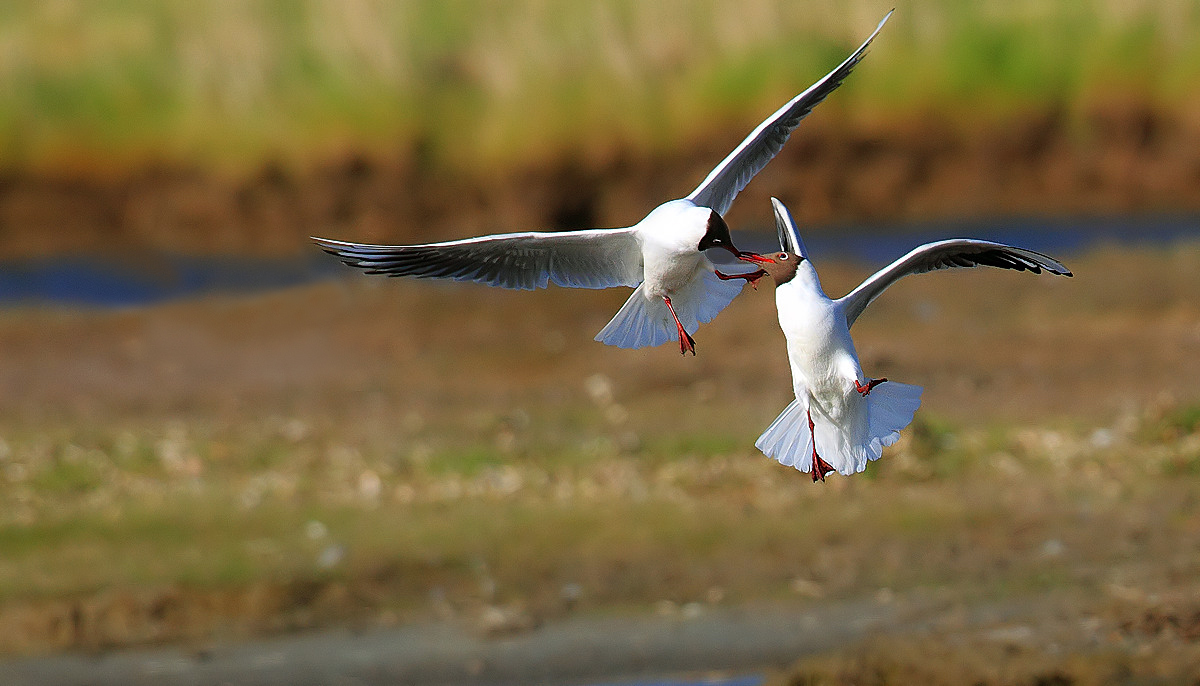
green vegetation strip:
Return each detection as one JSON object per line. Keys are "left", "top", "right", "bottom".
{"left": 3, "top": 1, "right": 1200, "bottom": 172}
{"left": 1, "top": 407, "right": 1198, "bottom": 611}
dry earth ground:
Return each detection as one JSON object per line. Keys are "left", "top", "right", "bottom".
{"left": 0, "top": 245, "right": 1197, "bottom": 681}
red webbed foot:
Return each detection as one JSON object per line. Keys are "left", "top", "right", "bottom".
{"left": 807, "top": 409, "right": 836, "bottom": 483}
{"left": 854, "top": 377, "right": 888, "bottom": 397}
{"left": 812, "top": 453, "right": 836, "bottom": 483}
{"left": 663, "top": 296, "right": 696, "bottom": 356}
{"left": 678, "top": 328, "right": 696, "bottom": 356}
{"left": 714, "top": 268, "right": 766, "bottom": 290}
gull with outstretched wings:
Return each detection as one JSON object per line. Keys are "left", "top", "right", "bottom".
{"left": 314, "top": 12, "right": 893, "bottom": 355}
{"left": 741, "top": 198, "right": 1071, "bottom": 481}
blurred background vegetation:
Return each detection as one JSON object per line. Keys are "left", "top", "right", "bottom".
{"left": 1, "top": 3, "right": 1199, "bottom": 681}
{"left": 4, "top": 0, "right": 1200, "bottom": 174}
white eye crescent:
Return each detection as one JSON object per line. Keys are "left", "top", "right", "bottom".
{"left": 778, "top": 253, "right": 789, "bottom": 261}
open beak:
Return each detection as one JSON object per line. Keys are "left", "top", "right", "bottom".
{"left": 735, "top": 251, "right": 774, "bottom": 265}
{"left": 719, "top": 245, "right": 743, "bottom": 259}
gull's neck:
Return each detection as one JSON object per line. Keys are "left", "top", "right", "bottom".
{"left": 788, "top": 259, "right": 828, "bottom": 300}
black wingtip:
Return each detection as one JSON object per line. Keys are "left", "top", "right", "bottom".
{"left": 311, "top": 236, "right": 342, "bottom": 254}
{"left": 311, "top": 239, "right": 365, "bottom": 270}
{"left": 310, "top": 236, "right": 365, "bottom": 269}
{"left": 1045, "top": 258, "right": 1072, "bottom": 278}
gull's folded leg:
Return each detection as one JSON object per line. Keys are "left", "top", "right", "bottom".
{"left": 854, "top": 377, "right": 888, "bottom": 397}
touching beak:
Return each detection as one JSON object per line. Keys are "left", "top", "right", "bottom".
{"left": 736, "top": 251, "right": 774, "bottom": 265}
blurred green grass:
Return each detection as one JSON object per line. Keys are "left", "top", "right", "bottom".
{"left": 2, "top": 400, "right": 1198, "bottom": 606}
{"left": 4, "top": 1, "right": 1200, "bottom": 173}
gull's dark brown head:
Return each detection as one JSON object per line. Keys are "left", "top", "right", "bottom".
{"left": 697, "top": 211, "right": 741, "bottom": 256}
{"left": 738, "top": 250, "right": 800, "bottom": 286}
{"left": 733, "top": 197, "right": 809, "bottom": 286}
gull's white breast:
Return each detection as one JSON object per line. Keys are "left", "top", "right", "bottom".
{"left": 637, "top": 200, "right": 713, "bottom": 300}
{"left": 776, "top": 279, "right": 863, "bottom": 419}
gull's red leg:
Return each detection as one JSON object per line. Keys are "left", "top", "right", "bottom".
{"left": 714, "top": 268, "right": 766, "bottom": 290}
{"left": 662, "top": 296, "right": 695, "bottom": 356}
{"left": 808, "top": 409, "right": 835, "bottom": 483}
{"left": 854, "top": 377, "right": 888, "bottom": 397}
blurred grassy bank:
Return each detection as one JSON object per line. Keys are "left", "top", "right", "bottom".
{"left": 5, "top": 1, "right": 1200, "bottom": 174}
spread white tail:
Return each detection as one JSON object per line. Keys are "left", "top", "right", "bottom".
{"left": 756, "top": 381, "right": 923, "bottom": 476}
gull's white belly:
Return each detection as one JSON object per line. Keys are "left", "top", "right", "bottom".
{"left": 778, "top": 291, "right": 863, "bottom": 421}
{"left": 641, "top": 250, "right": 707, "bottom": 299}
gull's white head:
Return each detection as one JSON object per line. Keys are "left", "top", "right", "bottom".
{"left": 642, "top": 200, "right": 747, "bottom": 258}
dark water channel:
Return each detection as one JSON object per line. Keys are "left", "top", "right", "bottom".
{"left": 1, "top": 213, "right": 1197, "bottom": 308}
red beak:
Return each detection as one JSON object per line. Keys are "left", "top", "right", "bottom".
{"left": 736, "top": 251, "right": 774, "bottom": 265}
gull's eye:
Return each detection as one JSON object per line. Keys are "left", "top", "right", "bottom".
{"left": 778, "top": 253, "right": 789, "bottom": 260}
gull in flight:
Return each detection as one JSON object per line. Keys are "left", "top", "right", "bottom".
{"left": 313, "top": 12, "right": 893, "bottom": 355}
{"left": 741, "top": 198, "right": 1072, "bottom": 482}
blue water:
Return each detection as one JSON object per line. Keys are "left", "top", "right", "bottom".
{"left": 737, "top": 212, "right": 1200, "bottom": 263}
{"left": 1, "top": 214, "right": 1196, "bottom": 307}
{"left": 0, "top": 252, "right": 343, "bottom": 307}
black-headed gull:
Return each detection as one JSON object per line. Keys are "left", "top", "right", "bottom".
{"left": 313, "top": 12, "right": 892, "bottom": 356}
{"left": 741, "top": 198, "right": 1072, "bottom": 482}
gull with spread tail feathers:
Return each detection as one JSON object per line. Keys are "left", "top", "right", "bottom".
{"left": 742, "top": 198, "right": 1072, "bottom": 481}
{"left": 314, "top": 12, "right": 893, "bottom": 355}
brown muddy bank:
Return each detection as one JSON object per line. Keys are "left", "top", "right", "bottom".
{"left": 3, "top": 102, "right": 1199, "bottom": 259}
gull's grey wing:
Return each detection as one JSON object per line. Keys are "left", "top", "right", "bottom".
{"left": 837, "top": 239, "right": 1072, "bottom": 328}
{"left": 686, "top": 10, "right": 891, "bottom": 217}
{"left": 312, "top": 228, "right": 643, "bottom": 291}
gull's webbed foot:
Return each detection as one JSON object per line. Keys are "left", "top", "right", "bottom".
{"left": 715, "top": 268, "right": 767, "bottom": 290}
{"left": 854, "top": 377, "right": 888, "bottom": 397}
{"left": 662, "top": 296, "right": 696, "bottom": 356}
{"left": 807, "top": 409, "right": 835, "bottom": 483}
{"left": 678, "top": 328, "right": 696, "bottom": 356}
